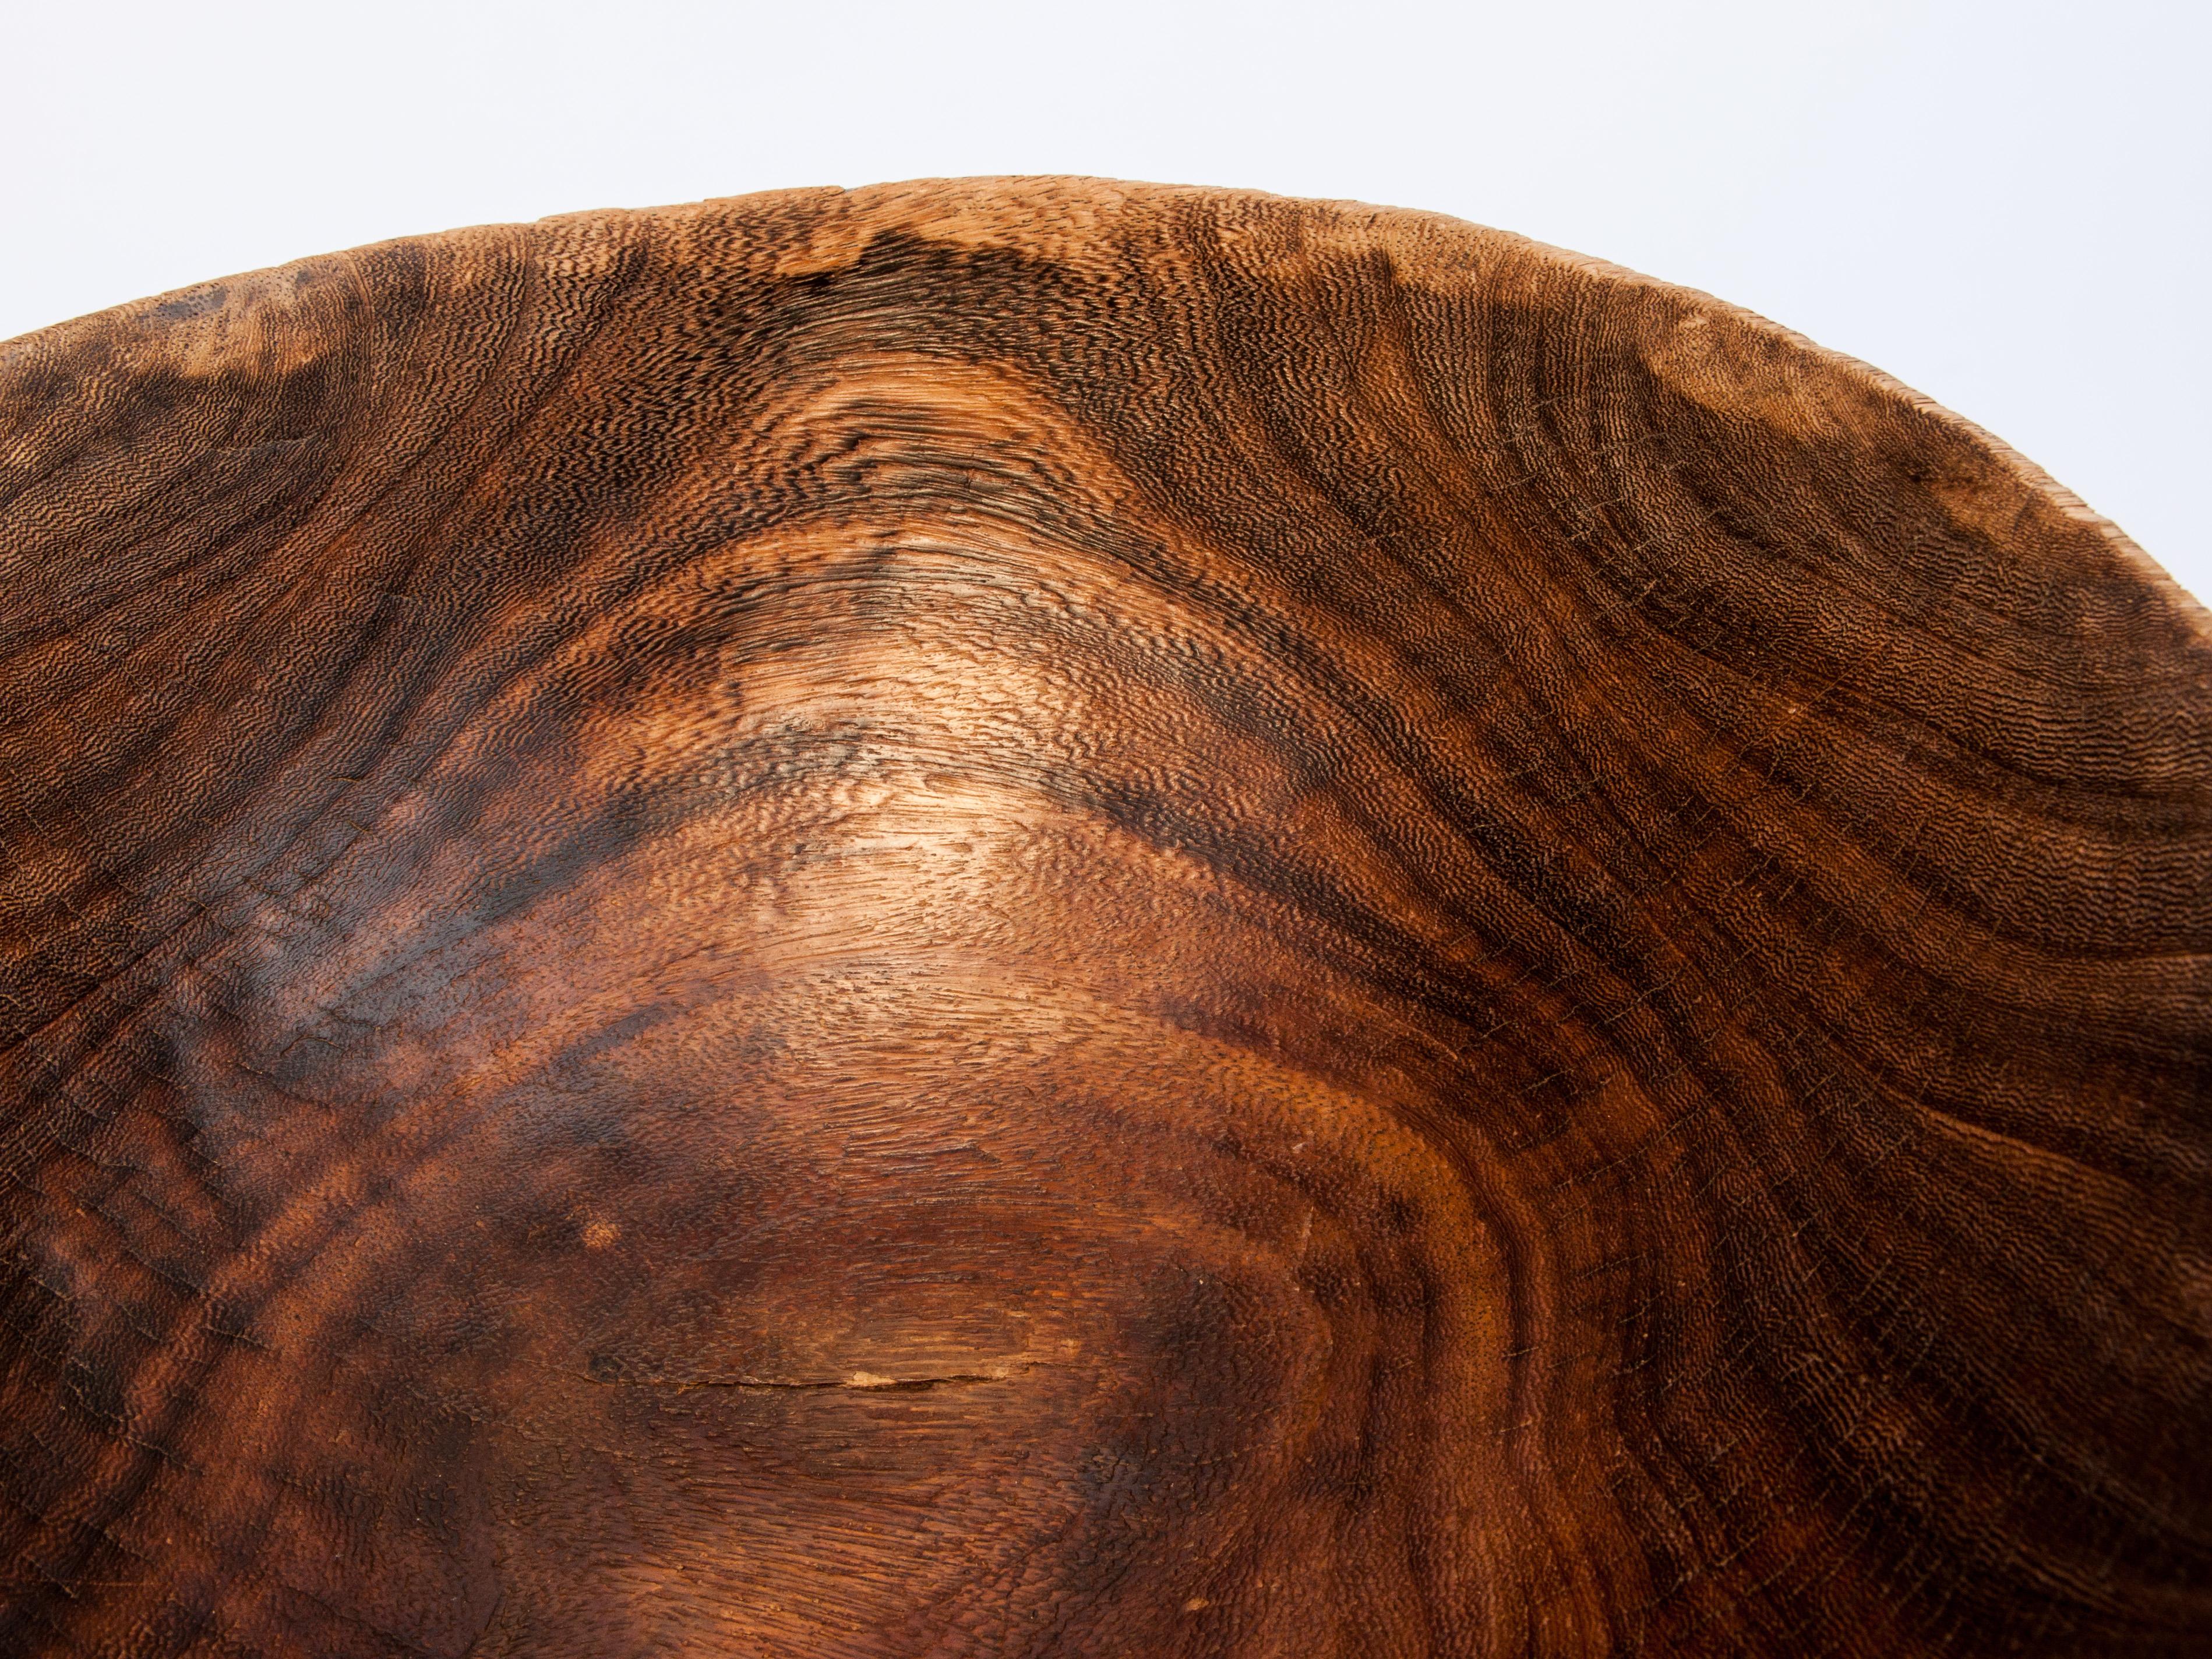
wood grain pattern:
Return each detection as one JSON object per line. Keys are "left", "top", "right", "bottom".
{"left": 1, "top": 178, "right": 2206, "bottom": 1658}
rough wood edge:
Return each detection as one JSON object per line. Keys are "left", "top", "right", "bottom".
{"left": 6, "top": 173, "right": 2203, "bottom": 644}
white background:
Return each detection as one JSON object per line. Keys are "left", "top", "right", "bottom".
{"left": 5, "top": 1, "right": 2204, "bottom": 601}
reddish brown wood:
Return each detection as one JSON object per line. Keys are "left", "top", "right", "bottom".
{"left": 1, "top": 178, "right": 2207, "bottom": 1657}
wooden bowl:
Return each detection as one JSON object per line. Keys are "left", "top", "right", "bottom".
{"left": 2, "top": 179, "right": 2206, "bottom": 1658}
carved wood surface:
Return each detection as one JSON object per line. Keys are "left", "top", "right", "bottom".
{"left": 2, "top": 178, "right": 2207, "bottom": 1657}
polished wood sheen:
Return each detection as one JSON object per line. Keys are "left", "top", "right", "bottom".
{"left": 1, "top": 179, "right": 2207, "bottom": 1657}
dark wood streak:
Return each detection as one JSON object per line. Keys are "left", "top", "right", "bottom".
{"left": 0, "top": 178, "right": 2206, "bottom": 1657}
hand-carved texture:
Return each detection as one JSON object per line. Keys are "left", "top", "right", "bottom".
{"left": 0, "top": 178, "right": 2206, "bottom": 1658}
